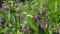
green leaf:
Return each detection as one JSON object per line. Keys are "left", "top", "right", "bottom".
{"left": 27, "top": 16, "right": 38, "bottom": 31}
{"left": 0, "top": 9, "right": 9, "bottom": 21}
{"left": 47, "top": 0, "right": 58, "bottom": 7}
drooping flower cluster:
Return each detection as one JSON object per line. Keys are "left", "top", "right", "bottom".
{"left": 39, "top": 22, "right": 49, "bottom": 29}
{"left": 20, "top": 24, "right": 27, "bottom": 33}
{"left": 2, "top": 4, "right": 9, "bottom": 10}
{"left": 20, "top": 23, "right": 33, "bottom": 34}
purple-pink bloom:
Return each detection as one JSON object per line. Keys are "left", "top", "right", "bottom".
{"left": 20, "top": 24, "right": 27, "bottom": 33}
{"left": 53, "top": 27, "right": 59, "bottom": 34}
{"left": 20, "top": 15, "right": 24, "bottom": 20}
{"left": 40, "top": 23, "right": 45, "bottom": 28}
{"left": 53, "top": 28, "right": 58, "bottom": 33}
{"left": 41, "top": 7, "right": 46, "bottom": 13}
{"left": 45, "top": 24, "right": 48, "bottom": 28}
{"left": 22, "top": 27, "right": 27, "bottom": 33}
{"left": 14, "top": 3, "right": 18, "bottom": 7}
{"left": 33, "top": 16, "right": 39, "bottom": 22}
{"left": 22, "top": 25, "right": 27, "bottom": 33}
{"left": 39, "top": 23, "right": 49, "bottom": 28}
{"left": 2, "top": 4, "right": 9, "bottom": 10}
{"left": 0, "top": 18, "right": 5, "bottom": 24}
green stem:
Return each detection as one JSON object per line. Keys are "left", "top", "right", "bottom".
{"left": 55, "top": 2, "right": 57, "bottom": 12}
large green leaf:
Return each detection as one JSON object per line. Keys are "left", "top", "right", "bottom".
{"left": 47, "top": 0, "right": 58, "bottom": 7}
{"left": 27, "top": 16, "right": 38, "bottom": 31}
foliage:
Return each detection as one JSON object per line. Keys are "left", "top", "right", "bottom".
{"left": 0, "top": 0, "right": 60, "bottom": 34}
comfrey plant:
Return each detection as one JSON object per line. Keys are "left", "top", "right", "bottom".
{"left": 0, "top": 0, "right": 60, "bottom": 34}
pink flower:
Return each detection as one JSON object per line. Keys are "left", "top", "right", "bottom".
{"left": 45, "top": 24, "right": 48, "bottom": 28}
{"left": 39, "top": 23, "right": 49, "bottom": 28}
{"left": 40, "top": 23, "right": 45, "bottom": 28}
